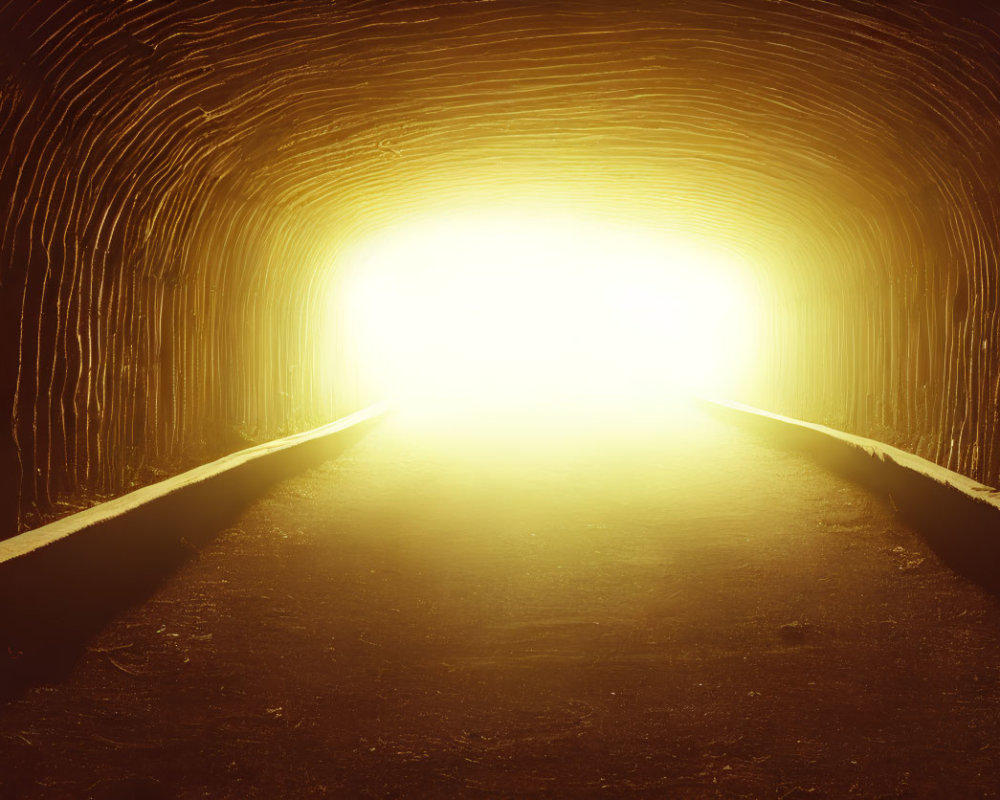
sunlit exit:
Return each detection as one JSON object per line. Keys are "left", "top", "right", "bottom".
{"left": 331, "top": 208, "right": 760, "bottom": 424}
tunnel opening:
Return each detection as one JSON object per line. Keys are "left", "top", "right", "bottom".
{"left": 328, "top": 207, "right": 762, "bottom": 430}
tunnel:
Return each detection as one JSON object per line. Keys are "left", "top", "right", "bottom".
{"left": 4, "top": 1, "right": 1000, "bottom": 796}
{"left": 2, "top": 0, "right": 999, "bottom": 536}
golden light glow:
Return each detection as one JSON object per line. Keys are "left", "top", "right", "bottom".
{"left": 331, "top": 208, "right": 759, "bottom": 421}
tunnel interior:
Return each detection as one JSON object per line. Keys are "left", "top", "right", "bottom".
{"left": 2, "top": 0, "right": 1000, "bottom": 537}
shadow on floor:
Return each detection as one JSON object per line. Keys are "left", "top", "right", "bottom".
{"left": 0, "top": 423, "right": 375, "bottom": 702}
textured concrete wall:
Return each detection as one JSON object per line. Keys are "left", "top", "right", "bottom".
{"left": 2, "top": 0, "right": 999, "bottom": 535}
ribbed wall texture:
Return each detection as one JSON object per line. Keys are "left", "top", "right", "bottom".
{"left": 1, "top": 0, "right": 999, "bottom": 536}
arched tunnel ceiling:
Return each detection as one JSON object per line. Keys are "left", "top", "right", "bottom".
{"left": 1, "top": 0, "right": 999, "bottom": 533}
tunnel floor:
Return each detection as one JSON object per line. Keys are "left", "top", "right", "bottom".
{"left": 3, "top": 406, "right": 1000, "bottom": 798}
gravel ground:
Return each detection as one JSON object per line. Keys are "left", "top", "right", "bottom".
{"left": 2, "top": 405, "right": 1000, "bottom": 798}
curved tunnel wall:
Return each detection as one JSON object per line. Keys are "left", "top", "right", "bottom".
{"left": 1, "top": 0, "right": 999, "bottom": 536}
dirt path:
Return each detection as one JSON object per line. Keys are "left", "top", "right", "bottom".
{"left": 2, "top": 406, "right": 1000, "bottom": 798}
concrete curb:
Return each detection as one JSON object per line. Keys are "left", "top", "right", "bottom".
{"left": 1, "top": 405, "right": 387, "bottom": 692}
{"left": 703, "top": 398, "right": 1000, "bottom": 588}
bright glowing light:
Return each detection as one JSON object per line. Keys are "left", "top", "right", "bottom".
{"left": 330, "top": 208, "right": 759, "bottom": 420}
